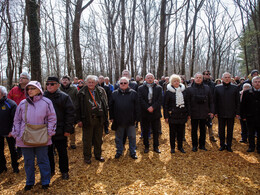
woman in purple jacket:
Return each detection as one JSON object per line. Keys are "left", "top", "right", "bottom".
{"left": 9, "top": 81, "right": 56, "bottom": 191}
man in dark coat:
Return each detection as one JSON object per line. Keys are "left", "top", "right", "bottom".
{"left": 114, "top": 70, "right": 138, "bottom": 91}
{"left": 0, "top": 86, "right": 19, "bottom": 174}
{"left": 240, "top": 76, "right": 260, "bottom": 153}
{"left": 60, "top": 75, "right": 78, "bottom": 149}
{"left": 76, "top": 75, "right": 108, "bottom": 164}
{"left": 138, "top": 73, "right": 162, "bottom": 153}
{"left": 214, "top": 72, "right": 240, "bottom": 152}
{"left": 44, "top": 76, "right": 75, "bottom": 180}
{"left": 109, "top": 77, "right": 139, "bottom": 159}
{"left": 187, "top": 72, "right": 214, "bottom": 152}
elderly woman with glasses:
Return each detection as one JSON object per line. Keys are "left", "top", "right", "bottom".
{"left": 109, "top": 77, "right": 140, "bottom": 159}
{"left": 9, "top": 81, "right": 56, "bottom": 191}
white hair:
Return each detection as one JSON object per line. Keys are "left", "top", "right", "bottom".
{"left": 104, "top": 77, "right": 109, "bottom": 80}
{"left": 222, "top": 72, "right": 231, "bottom": 78}
{"left": 119, "top": 76, "right": 129, "bottom": 84}
{"left": 194, "top": 72, "right": 203, "bottom": 78}
{"left": 85, "top": 75, "right": 97, "bottom": 82}
{"left": 243, "top": 83, "right": 252, "bottom": 91}
{"left": 20, "top": 72, "right": 31, "bottom": 80}
{"left": 145, "top": 73, "right": 154, "bottom": 78}
{"left": 0, "top": 86, "right": 8, "bottom": 96}
{"left": 252, "top": 76, "right": 260, "bottom": 83}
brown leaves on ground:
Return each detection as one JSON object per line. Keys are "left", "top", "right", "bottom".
{"left": 1, "top": 118, "right": 260, "bottom": 194}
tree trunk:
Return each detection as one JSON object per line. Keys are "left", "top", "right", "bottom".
{"left": 157, "top": 0, "right": 167, "bottom": 79}
{"left": 120, "top": 0, "right": 126, "bottom": 74}
{"left": 130, "top": 0, "right": 136, "bottom": 77}
{"left": 66, "top": 0, "right": 72, "bottom": 76}
{"left": 142, "top": 0, "right": 148, "bottom": 77}
{"left": 19, "top": 2, "right": 27, "bottom": 76}
{"left": 26, "top": 0, "right": 41, "bottom": 82}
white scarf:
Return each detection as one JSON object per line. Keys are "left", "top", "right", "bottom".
{"left": 167, "top": 83, "right": 185, "bottom": 108}
{"left": 146, "top": 82, "right": 154, "bottom": 104}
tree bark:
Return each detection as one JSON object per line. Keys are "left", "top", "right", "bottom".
{"left": 120, "top": 0, "right": 126, "bottom": 74}
{"left": 26, "top": 0, "right": 41, "bottom": 82}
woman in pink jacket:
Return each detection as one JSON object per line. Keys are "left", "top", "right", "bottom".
{"left": 10, "top": 81, "right": 56, "bottom": 191}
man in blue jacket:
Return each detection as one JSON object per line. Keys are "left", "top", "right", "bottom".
{"left": 0, "top": 86, "right": 19, "bottom": 174}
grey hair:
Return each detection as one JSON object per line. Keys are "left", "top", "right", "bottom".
{"left": 122, "top": 70, "right": 131, "bottom": 77}
{"left": 145, "top": 73, "right": 154, "bottom": 78}
{"left": 85, "top": 75, "right": 97, "bottom": 82}
{"left": 242, "top": 83, "right": 252, "bottom": 91}
{"left": 0, "top": 85, "right": 7, "bottom": 96}
{"left": 194, "top": 72, "right": 203, "bottom": 78}
{"left": 252, "top": 76, "right": 260, "bottom": 83}
{"left": 222, "top": 72, "right": 231, "bottom": 78}
{"left": 20, "top": 72, "right": 31, "bottom": 80}
{"left": 104, "top": 77, "right": 109, "bottom": 80}
{"left": 119, "top": 76, "right": 129, "bottom": 84}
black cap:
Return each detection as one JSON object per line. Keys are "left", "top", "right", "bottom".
{"left": 251, "top": 69, "right": 259, "bottom": 76}
{"left": 47, "top": 76, "right": 60, "bottom": 83}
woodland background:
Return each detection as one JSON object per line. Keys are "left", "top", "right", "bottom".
{"left": 0, "top": 0, "right": 260, "bottom": 88}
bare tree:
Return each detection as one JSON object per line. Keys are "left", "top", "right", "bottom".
{"left": 72, "top": 0, "right": 94, "bottom": 79}
{"left": 26, "top": 0, "right": 41, "bottom": 82}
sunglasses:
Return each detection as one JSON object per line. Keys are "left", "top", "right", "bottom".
{"left": 205, "top": 73, "right": 211, "bottom": 75}
{"left": 46, "top": 83, "right": 57, "bottom": 86}
{"left": 120, "top": 82, "right": 128, "bottom": 85}
{"left": 26, "top": 87, "right": 37, "bottom": 91}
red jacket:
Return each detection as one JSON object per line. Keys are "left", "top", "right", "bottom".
{"left": 7, "top": 85, "right": 26, "bottom": 105}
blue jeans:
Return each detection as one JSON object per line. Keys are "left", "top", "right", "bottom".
{"left": 116, "top": 126, "right": 136, "bottom": 155}
{"left": 22, "top": 146, "right": 50, "bottom": 185}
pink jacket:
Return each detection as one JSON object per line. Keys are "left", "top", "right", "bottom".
{"left": 11, "top": 81, "right": 56, "bottom": 147}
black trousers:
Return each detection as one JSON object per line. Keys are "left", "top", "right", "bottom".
{"left": 48, "top": 139, "right": 68, "bottom": 174}
{"left": 0, "top": 136, "right": 18, "bottom": 171}
{"left": 191, "top": 119, "right": 206, "bottom": 147}
{"left": 218, "top": 118, "right": 234, "bottom": 148}
{"left": 240, "top": 119, "right": 248, "bottom": 141}
{"left": 247, "top": 120, "right": 260, "bottom": 151}
{"left": 169, "top": 123, "right": 185, "bottom": 149}
{"left": 142, "top": 118, "right": 160, "bottom": 148}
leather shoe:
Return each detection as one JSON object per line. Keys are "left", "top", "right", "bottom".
{"left": 70, "top": 145, "right": 76, "bottom": 149}
{"left": 24, "top": 185, "right": 33, "bottom": 191}
{"left": 154, "top": 148, "right": 161, "bottom": 153}
{"left": 0, "top": 167, "right": 7, "bottom": 174}
{"left": 13, "top": 168, "right": 19, "bottom": 173}
{"left": 178, "top": 148, "right": 186, "bottom": 153}
{"left": 199, "top": 146, "right": 208, "bottom": 151}
{"left": 115, "top": 153, "right": 121, "bottom": 159}
{"left": 239, "top": 139, "right": 247, "bottom": 143}
{"left": 210, "top": 137, "right": 217, "bottom": 142}
{"left": 219, "top": 146, "right": 226, "bottom": 151}
{"left": 144, "top": 147, "right": 149, "bottom": 153}
{"left": 95, "top": 157, "right": 105, "bottom": 162}
{"left": 42, "top": 184, "right": 49, "bottom": 190}
{"left": 227, "top": 147, "right": 233, "bottom": 152}
{"left": 62, "top": 172, "right": 69, "bottom": 180}
{"left": 247, "top": 148, "right": 255, "bottom": 152}
{"left": 192, "top": 147, "right": 198, "bottom": 152}
{"left": 171, "top": 148, "right": 175, "bottom": 153}
{"left": 84, "top": 159, "right": 91, "bottom": 164}
{"left": 257, "top": 151, "right": 260, "bottom": 154}
{"left": 130, "top": 154, "right": 138, "bottom": 159}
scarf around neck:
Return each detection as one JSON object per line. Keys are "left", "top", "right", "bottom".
{"left": 167, "top": 83, "right": 185, "bottom": 108}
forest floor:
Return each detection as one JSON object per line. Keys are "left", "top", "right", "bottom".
{"left": 0, "top": 118, "right": 260, "bottom": 194}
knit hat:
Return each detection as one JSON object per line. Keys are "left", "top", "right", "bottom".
{"left": 47, "top": 76, "right": 60, "bottom": 83}
{"left": 251, "top": 69, "right": 259, "bottom": 76}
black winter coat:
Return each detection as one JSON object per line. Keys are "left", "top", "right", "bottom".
{"left": 115, "top": 81, "right": 138, "bottom": 91}
{"left": 240, "top": 89, "right": 260, "bottom": 122}
{"left": 44, "top": 89, "right": 75, "bottom": 140}
{"left": 203, "top": 79, "right": 215, "bottom": 95}
{"left": 138, "top": 83, "right": 162, "bottom": 120}
{"left": 109, "top": 88, "right": 139, "bottom": 127}
{"left": 164, "top": 84, "right": 188, "bottom": 124}
{"left": 214, "top": 83, "right": 240, "bottom": 118}
{"left": 0, "top": 97, "right": 17, "bottom": 136}
{"left": 186, "top": 83, "right": 214, "bottom": 119}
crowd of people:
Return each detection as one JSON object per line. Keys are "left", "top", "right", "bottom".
{"left": 0, "top": 69, "right": 259, "bottom": 191}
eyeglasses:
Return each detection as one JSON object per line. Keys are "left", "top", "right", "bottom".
{"left": 26, "top": 87, "right": 37, "bottom": 91}
{"left": 20, "top": 77, "right": 28, "bottom": 80}
{"left": 46, "top": 83, "right": 57, "bottom": 86}
{"left": 120, "top": 82, "right": 128, "bottom": 85}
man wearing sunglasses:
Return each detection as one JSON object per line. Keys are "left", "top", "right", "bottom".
{"left": 203, "top": 70, "right": 217, "bottom": 142}
{"left": 109, "top": 77, "right": 139, "bottom": 159}
{"left": 44, "top": 77, "right": 75, "bottom": 180}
